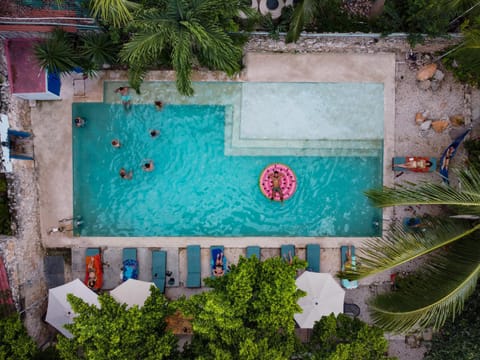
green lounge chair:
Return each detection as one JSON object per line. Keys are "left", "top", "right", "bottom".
{"left": 281, "top": 244, "right": 295, "bottom": 262}
{"left": 306, "top": 244, "right": 321, "bottom": 272}
{"left": 186, "top": 245, "right": 201, "bottom": 288}
{"left": 152, "top": 250, "right": 167, "bottom": 293}
{"left": 246, "top": 246, "right": 261, "bottom": 259}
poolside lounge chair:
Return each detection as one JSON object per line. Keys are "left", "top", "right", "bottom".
{"left": 84, "top": 248, "right": 103, "bottom": 291}
{"left": 392, "top": 156, "right": 437, "bottom": 172}
{"left": 211, "top": 246, "right": 227, "bottom": 277}
{"left": 152, "top": 250, "right": 167, "bottom": 293}
{"left": 122, "top": 248, "right": 138, "bottom": 282}
{"left": 246, "top": 246, "right": 261, "bottom": 260}
{"left": 281, "top": 244, "right": 295, "bottom": 263}
{"left": 340, "top": 245, "right": 358, "bottom": 289}
{"left": 186, "top": 245, "right": 201, "bottom": 288}
{"left": 306, "top": 244, "right": 321, "bottom": 272}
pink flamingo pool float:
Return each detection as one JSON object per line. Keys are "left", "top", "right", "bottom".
{"left": 259, "top": 163, "right": 297, "bottom": 202}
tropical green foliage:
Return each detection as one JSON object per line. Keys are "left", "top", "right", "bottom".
{"left": 34, "top": 28, "right": 123, "bottom": 77}
{"left": 0, "top": 313, "right": 38, "bottom": 360}
{"left": 56, "top": 287, "right": 177, "bottom": 360}
{"left": 120, "top": 0, "right": 250, "bottom": 95}
{"left": 424, "top": 286, "right": 480, "bottom": 360}
{"left": 339, "top": 167, "right": 480, "bottom": 333}
{"left": 303, "top": 313, "right": 395, "bottom": 360}
{"left": 180, "top": 256, "right": 306, "bottom": 359}
{"left": 89, "top": 0, "right": 139, "bottom": 28}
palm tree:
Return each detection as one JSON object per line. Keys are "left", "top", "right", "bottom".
{"left": 33, "top": 28, "right": 78, "bottom": 75}
{"left": 120, "top": 0, "right": 253, "bottom": 96}
{"left": 89, "top": 0, "right": 139, "bottom": 28}
{"left": 340, "top": 167, "right": 480, "bottom": 333}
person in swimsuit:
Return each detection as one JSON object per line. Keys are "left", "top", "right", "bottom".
{"left": 142, "top": 160, "right": 154, "bottom": 172}
{"left": 396, "top": 158, "right": 433, "bottom": 170}
{"left": 86, "top": 257, "right": 97, "bottom": 289}
{"left": 119, "top": 168, "right": 133, "bottom": 179}
{"left": 268, "top": 171, "right": 284, "bottom": 202}
{"left": 115, "top": 87, "right": 132, "bottom": 111}
{"left": 441, "top": 146, "right": 455, "bottom": 171}
{"left": 74, "top": 117, "right": 86, "bottom": 127}
{"left": 213, "top": 252, "right": 224, "bottom": 277}
{"left": 154, "top": 101, "right": 163, "bottom": 110}
{"left": 111, "top": 139, "right": 121, "bottom": 148}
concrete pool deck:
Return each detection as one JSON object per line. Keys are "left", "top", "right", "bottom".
{"left": 31, "top": 52, "right": 395, "bottom": 286}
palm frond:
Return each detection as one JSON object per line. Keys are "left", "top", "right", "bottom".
{"left": 368, "top": 236, "right": 480, "bottom": 333}
{"left": 365, "top": 168, "right": 480, "bottom": 215}
{"left": 338, "top": 217, "right": 480, "bottom": 280}
{"left": 120, "top": 32, "right": 168, "bottom": 65}
{"left": 171, "top": 33, "right": 194, "bottom": 96}
{"left": 89, "top": 0, "right": 138, "bottom": 28}
{"left": 33, "top": 30, "right": 77, "bottom": 75}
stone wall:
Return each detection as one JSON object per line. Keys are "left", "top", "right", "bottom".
{"left": 0, "top": 41, "right": 50, "bottom": 344}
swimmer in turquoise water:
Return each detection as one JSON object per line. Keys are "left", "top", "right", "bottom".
{"left": 115, "top": 87, "right": 131, "bottom": 111}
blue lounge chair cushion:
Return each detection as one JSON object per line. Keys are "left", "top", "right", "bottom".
{"left": 186, "top": 245, "right": 201, "bottom": 288}
{"left": 123, "top": 248, "right": 137, "bottom": 262}
{"left": 306, "top": 244, "right": 321, "bottom": 272}
{"left": 246, "top": 246, "right": 261, "bottom": 259}
{"left": 340, "top": 245, "right": 358, "bottom": 289}
{"left": 86, "top": 248, "right": 99, "bottom": 257}
{"left": 152, "top": 250, "right": 167, "bottom": 293}
{"left": 281, "top": 244, "right": 295, "bottom": 262}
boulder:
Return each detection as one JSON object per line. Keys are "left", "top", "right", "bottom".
{"left": 430, "top": 80, "right": 441, "bottom": 92}
{"left": 415, "top": 112, "right": 427, "bottom": 125}
{"left": 416, "top": 63, "right": 437, "bottom": 81}
{"left": 433, "top": 69, "right": 445, "bottom": 81}
{"left": 450, "top": 114, "right": 465, "bottom": 127}
{"left": 418, "top": 80, "right": 431, "bottom": 90}
{"left": 431, "top": 120, "right": 449, "bottom": 133}
{"left": 420, "top": 120, "right": 432, "bottom": 131}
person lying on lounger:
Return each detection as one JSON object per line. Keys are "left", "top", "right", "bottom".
{"left": 395, "top": 159, "right": 433, "bottom": 170}
{"left": 213, "top": 252, "right": 225, "bottom": 277}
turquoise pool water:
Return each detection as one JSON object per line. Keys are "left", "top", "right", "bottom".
{"left": 73, "top": 99, "right": 383, "bottom": 237}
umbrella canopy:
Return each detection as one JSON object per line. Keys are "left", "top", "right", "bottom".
{"left": 45, "top": 278, "right": 100, "bottom": 338}
{"left": 110, "top": 279, "right": 156, "bottom": 308}
{"left": 294, "top": 271, "right": 345, "bottom": 329}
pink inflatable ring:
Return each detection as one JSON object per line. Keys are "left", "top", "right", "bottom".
{"left": 259, "top": 163, "right": 297, "bottom": 202}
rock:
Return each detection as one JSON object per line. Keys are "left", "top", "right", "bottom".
{"left": 415, "top": 112, "right": 426, "bottom": 125}
{"left": 430, "top": 80, "right": 441, "bottom": 92}
{"left": 433, "top": 69, "right": 444, "bottom": 81}
{"left": 416, "top": 63, "right": 437, "bottom": 81}
{"left": 450, "top": 114, "right": 465, "bottom": 126}
{"left": 432, "top": 120, "right": 449, "bottom": 133}
{"left": 420, "top": 120, "right": 432, "bottom": 131}
{"left": 418, "top": 80, "right": 431, "bottom": 90}
{"left": 422, "top": 328, "right": 433, "bottom": 342}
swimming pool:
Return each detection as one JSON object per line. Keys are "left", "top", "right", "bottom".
{"left": 73, "top": 82, "right": 383, "bottom": 237}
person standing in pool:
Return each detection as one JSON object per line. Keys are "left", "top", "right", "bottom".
{"left": 119, "top": 168, "right": 133, "bottom": 180}
{"left": 115, "top": 87, "right": 131, "bottom": 111}
{"left": 268, "top": 170, "right": 284, "bottom": 202}
{"left": 74, "top": 117, "right": 86, "bottom": 127}
{"left": 142, "top": 160, "right": 154, "bottom": 172}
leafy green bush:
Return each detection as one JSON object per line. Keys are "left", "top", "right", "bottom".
{"left": 304, "top": 313, "right": 395, "bottom": 360}
{"left": 0, "top": 175, "right": 12, "bottom": 236}
{"left": 0, "top": 313, "right": 38, "bottom": 360}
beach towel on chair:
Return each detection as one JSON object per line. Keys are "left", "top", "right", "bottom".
{"left": 85, "top": 253, "right": 103, "bottom": 291}
{"left": 122, "top": 259, "right": 138, "bottom": 281}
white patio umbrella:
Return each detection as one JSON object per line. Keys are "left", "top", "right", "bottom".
{"left": 294, "top": 271, "right": 345, "bottom": 329}
{"left": 110, "top": 279, "right": 156, "bottom": 308}
{"left": 45, "top": 278, "right": 100, "bottom": 338}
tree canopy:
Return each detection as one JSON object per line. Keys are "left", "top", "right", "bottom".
{"left": 180, "top": 255, "right": 306, "bottom": 359}
{"left": 56, "top": 287, "right": 177, "bottom": 360}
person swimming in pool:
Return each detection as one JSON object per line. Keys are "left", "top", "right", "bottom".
{"left": 115, "top": 87, "right": 131, "bottom": 111}
{"left": 119, "top": 168, "right": 133, "bottom": 180}
{"left": 268, "top": 170, "right": 284, "bottom": 202}
{"left": 142, "top": 160, "right": 154, "bottom": 172}
{"left": 74, "top": 117, "right": 86, "bottom": 127}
